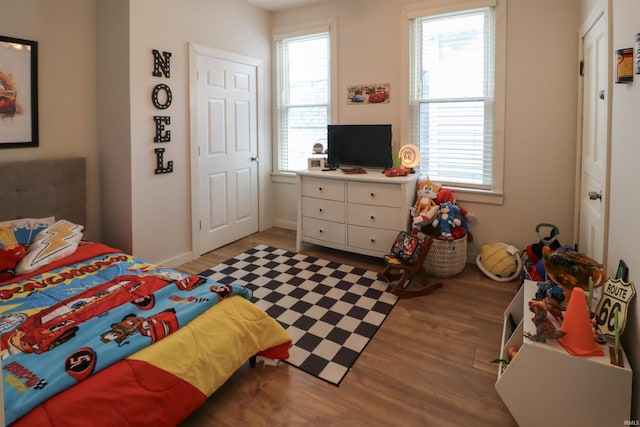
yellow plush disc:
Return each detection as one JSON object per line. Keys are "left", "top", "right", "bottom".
{"left": 480, "top": 244, "right": 517, "bottom": 277}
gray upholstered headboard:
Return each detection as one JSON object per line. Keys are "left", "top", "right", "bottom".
{"left": 0, "top": 157, "right": 86, "bottom": 226}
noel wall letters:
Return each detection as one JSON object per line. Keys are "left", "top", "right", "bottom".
{"left": 151, "top": 49, "right": 173, "bottom": 174}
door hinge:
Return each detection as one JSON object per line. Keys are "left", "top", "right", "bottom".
{"left": 579, "top": 60, "right": 584, "bottom": 76}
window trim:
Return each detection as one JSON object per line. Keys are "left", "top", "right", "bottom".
{"left": 272, "top": 18, "right": 338, "bottom": 179}
{"left": 400, "top": 0, "right": 506, "bottom": 205}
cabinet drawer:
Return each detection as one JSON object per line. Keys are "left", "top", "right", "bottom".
{"left": 347, "top": 204, "right": 403, "bottom": 230}
{"left": 347, "top": 225, "right": 397, "bottom": 254}
{"left": 347, "top": 181, "right": 402, "bottom": 207}
{"left": 302, "top": 217, "right": 346, "bottom": 244}
{"left": 302, "top": 197, "right": 345, "bottom": 222}
{"left": 301, "top": 177, "right": 344, "bottom": 201}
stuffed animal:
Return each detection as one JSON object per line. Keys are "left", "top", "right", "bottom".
{"left": 0, "top": 244, "right": 26, "bottom": 282}
{"left": 410, "top": 179, "right": 440, "bottom": 228}
{"left": 479, "top": 243, "right": 519, "bottom": 278}
{"left": 434, "top": 187, "right": 475, "bottom": 240}
{"left": 431, "top": 201, "right": 462, "bottom": 240}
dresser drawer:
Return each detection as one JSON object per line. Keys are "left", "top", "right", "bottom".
{"left": 302, "top": 197, "right": 345, "bottom": 222}
{"left": 302, "top": 217, "right": 346, "bottom": 244}
{"left": 301, "top": 177, "right": 344, "bottom": 201}
{"left": 347, "top": 181, "right": 403, "bottom": 207}
{"left": 347, "top": 204, "right": 403, "bottom": 231}
{"left": 347, "top": 225, "right": 397, "bottom": 254}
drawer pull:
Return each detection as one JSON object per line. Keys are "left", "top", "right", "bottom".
{"left": 370, "top": 215, "right": 375, "bottom": 220}
{"left": 370, "top": 238, "right": 375, "bottom": 243}
{"left": 370, "top": 192, "right": 375, "bottom": 198}
{"left": 319, "top": 208, "right": 323, "bottom": 212}
{"left": 319, "top": 229, "right": 324, "bottom": 233}
{"left": 318, "top": 187, "right": 323, "bottom": 192}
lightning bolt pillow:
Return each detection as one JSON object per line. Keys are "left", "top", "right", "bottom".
{"left": 15, "top": 219, "right": 84, "bottom": 275}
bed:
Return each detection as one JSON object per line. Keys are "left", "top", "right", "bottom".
{"left": 0, "top": 158, "right": 291, "bottom": 426}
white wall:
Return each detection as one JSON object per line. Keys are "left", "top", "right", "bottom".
{"left": 271, "top": 0, "right": 581, "bottom": 262}
{"left": 97, "top": 0, "right": 132, "bottom": 254}
{"left": 99, "top": 0, "right": 273, "bottom": 265}
{"left": 606, "top": 0, "right": 640, "bottom": 418}
{"left": 0, "top": 0, "right": 100, "bottom": 242}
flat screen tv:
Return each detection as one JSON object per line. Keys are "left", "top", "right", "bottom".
{"left": 327, "top": 124, "right": 393, "bottom": 169}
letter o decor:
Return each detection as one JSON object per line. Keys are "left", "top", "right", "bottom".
{"left": 151, "top": 83, "right": 172, "bottom": 109}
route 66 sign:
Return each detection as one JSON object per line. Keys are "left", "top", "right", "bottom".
{"left": 595, "top": 278, "right": 636, "bottom": 338}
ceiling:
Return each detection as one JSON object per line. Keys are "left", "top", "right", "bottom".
{"left": 246, "top": 0, "right": 327, "bottom": 12}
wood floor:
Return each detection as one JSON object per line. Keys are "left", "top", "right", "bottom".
{"left": 177, "top": 228, "right": 519, "bottom": 427}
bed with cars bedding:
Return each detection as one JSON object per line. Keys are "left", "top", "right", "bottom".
{"left": 0, "top": 158, "right": 291, "bottom": 427}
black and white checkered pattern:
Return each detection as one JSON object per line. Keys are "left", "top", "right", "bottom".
{"left": 198, "top": 245, "right": 398, "bottom": 385}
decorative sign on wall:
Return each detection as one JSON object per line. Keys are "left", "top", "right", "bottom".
{"left": 151, "top": 49, "right": 173, "bottom": 174}
{"left": 595, "top": 277, "right": 635, "bottom": 338}
{"left": 346, "top": 83, "right": 390, "bottom": 104}
{"left": 614, "top": 48, "right": 634, "bottom": 83}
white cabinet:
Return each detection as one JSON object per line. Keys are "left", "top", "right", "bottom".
{"left": 495, "top": 280, "right": 632, "bottom": 427}
{"left": 296, "top": 170, "right": 418, "bottom": 258}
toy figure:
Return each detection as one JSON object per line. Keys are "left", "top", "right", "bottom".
{"left": 435, "top": 187, "right": 473, "bottom": 239}
{"left": 431, "top": 201, "right": 462, "bottom": 240}
{"left": 525, "top": 299, "right": 565, "bottom": 342}
{"left": 410, "top": 179, "right": 440, "bottom": 229}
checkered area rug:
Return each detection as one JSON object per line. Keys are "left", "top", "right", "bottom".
{"left": 198, "top": 245, "right": 398, "bottom": 385}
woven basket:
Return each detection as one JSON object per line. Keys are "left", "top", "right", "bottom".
{"left": 424, "top": 234, "right": 467, "bottom": 278}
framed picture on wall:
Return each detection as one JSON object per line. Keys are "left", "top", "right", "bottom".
{"left": 0, "top": 35, "right": 39, "bottom": 148}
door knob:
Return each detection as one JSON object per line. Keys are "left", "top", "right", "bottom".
{"left": 251, "top": 156, "right": 259, "bottom": 162}
{"left": 588, "top": 191, "right": 602, "bottom": 200}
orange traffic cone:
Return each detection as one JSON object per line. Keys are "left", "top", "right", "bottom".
{"left": 557, "top": 287, "right": 604, "bottom": 356}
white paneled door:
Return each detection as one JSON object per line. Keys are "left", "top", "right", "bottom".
{"left": 194, "top": 50, "right": 259, "bottom": 255}
{"left": 578, "top": 14, "right": 608, "bottom": 266}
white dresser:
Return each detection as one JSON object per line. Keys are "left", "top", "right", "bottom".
{"left": 296, "top": 169, "right": 418, "bottom": 258}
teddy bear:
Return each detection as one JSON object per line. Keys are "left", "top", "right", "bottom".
{"left": 410, "top": 179, "right": 440, "bottom": 229}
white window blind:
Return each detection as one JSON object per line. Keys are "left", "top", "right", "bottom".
{"left": 409, "top": 7, "right": 496, "bottom": 189}
{"left": 275, "top": 32, "right": 330, "bottom": 173}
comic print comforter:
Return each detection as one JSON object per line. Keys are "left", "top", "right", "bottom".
{"left": 0, "top": 243, "right": 291, "bottom": 426}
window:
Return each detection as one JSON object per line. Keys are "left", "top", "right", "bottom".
{"left": 274, "top": 22, "right": 334, "bottom": 174}
{"left": 407, "top": 2, "right": 505, "bottom": 200}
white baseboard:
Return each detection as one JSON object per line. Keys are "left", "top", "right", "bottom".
{"left": 159, "top": 251, "right": 194, "bottom": 268}
{"left": 268, "top": 218, "right": 296, "bottom": 231}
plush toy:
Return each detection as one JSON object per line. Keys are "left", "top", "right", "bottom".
{"left": 410, "top": 179, "right": 440, "bottom": 228}
{"left": 435, "top": 188, "right": 466, "bottom": 214}
{"left": 434, "top": 187, "right": 475, "bottom": 240}
{"left": 431, "top": 201, "right": 462, "bottom": 240}
{"left": 0, "top": 244, "right": 27, "bottom": 282}
{"left": 477, "top": 243, "right": 520, "bottom": 280}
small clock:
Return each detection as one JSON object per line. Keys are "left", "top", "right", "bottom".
{"left": 313, "top": 143, "right": 324, "bottom": 154}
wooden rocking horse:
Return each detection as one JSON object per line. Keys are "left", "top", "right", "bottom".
{"left": 378, "top": 232, "right": 443, "bottom": 298}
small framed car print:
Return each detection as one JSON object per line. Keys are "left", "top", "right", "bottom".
{"left": 308, "top": 157, "right": 325, "bottom": 170}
